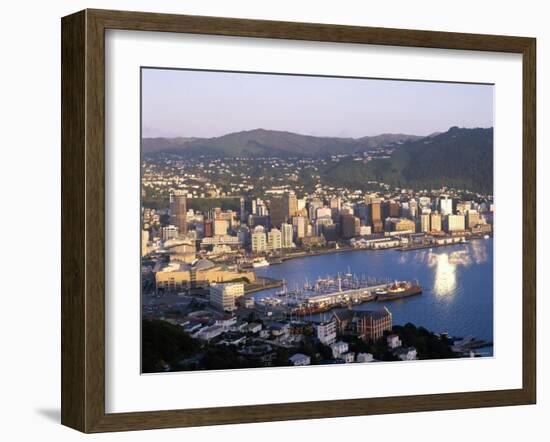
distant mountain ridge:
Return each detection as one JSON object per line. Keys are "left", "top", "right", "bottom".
{"left": 142, "top": 128, "right": 422, "bottom": 157}
{"left": 324, "top": 126, "right": 494, "bottom": 194}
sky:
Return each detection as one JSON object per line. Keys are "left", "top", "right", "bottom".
{"left": 141, "top": 68, "right": 494, "bottom": 139}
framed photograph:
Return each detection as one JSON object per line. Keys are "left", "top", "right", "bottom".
{"left": 61, "top": 9, "right": 536, "bottom": 433}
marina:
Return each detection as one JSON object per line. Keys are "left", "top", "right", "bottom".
{"left": 253, "top": 238, "right": 494, "bottom": 352}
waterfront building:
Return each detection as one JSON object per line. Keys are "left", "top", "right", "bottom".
{"left": 466, "top": 209, "right": 480, "bottom": 228}
{"left": 314, "top": 217, "right": 333, "bottom": 236}
{"left": 267, "top": 228, "right": 282, "bottom": 251}
{"left": 170, "top": 192, "right": 188, "bottom": 235}
{"left": 341, "top": 214, "right": 360, "bottom": 239}
{"left": 369, "top": 201, "right": 383, "bottom": 233}
{"left": 439, "top": 195, "right": 453, "bottom": 216}
{"left": 289, "top": 353, "right": 311, "bottom": 366}
{"left": 356, "top": 308, "right": 393, "bottom": 342}
{"left": 155, "top": 260, "right": 255, "bottom": 291}
{"left": 430, "top": 212, "right": 442, "bottom": 231}
{"left": 420, "top": 213, "right": 431, "bottom": 233}
{"left": 385, "top": 217, "right": 416, "bottom": 232}
{"left": 281, "top": 223, "right": 294, "bottom": 248}
{"left": 251, "top": 226, "right": 267, "bottom": 253}
{"left": 446, "top": 214, "right": 466, "bottom": 232}
{"left": 209, "top": 282, "right": 245, "bottom": 312}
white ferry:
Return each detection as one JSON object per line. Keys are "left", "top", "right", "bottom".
{"left": 252, "top": 258, "right": 270, "bottom": 268}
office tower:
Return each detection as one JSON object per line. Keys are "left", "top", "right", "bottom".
{"left": 292, "top": 216, "right": 307, "bottom": 239}
{"left": 316, "top": 207, "right": 332, "bottom": 219}
{"left": 209, "top": 282, "right": 244, "bottom": 312}
{"left": 141, "top": 230, "right": 149, "bottom": 257}
{"left": 288, "top": 192, "right": 298, "bottom": 218}
{"left": 281, "top": 223, "right": 294, "bottom": 248}
{"left": 213, "top": 218, "right": 229, "bottom": 236}
{"left": 430, "top": 212, "right": 442, "bottom": 231}
{"left": 270, "top": 192, "right": 298, "bottom": 228}
{"left": 162, "top": 225, "right": 179, "bottom": 242}
{"left": 440, "top": 195, "right": 453, "bottom": 216}
{"left": 466, "top": 210, "right": 480, "bottom": 228}
{"left": 420, "top": 213, "right": 431, "bottom": 233}
{"left": 203, "top": 220, "right": 213, "bottom": 237}
{"left": 170, "top": 192, "right": 187, "bottom": 235}
{"left": 369, "top": 201, "right": 383, "bottom": 233}
{"left": 446, "top": 214, "right": 466, "bottom": 232}
{"left": 341, "top": 215, "right": 360, "bottom": 239}
{"left": 308, "top": 198, "right": 323, "bottom": 220}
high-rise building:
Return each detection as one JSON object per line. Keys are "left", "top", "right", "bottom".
{"left": 466, "top": 210, "right": 480, "bottom": 228}
{"left": 270, "top": 192, "right": 298, "bottom": 228}
{"left": 440, "top": 195, "right": 453, "bottom": 216}
{"left": 420, "top": 213, "right": 431, "bottom": 233}
{"left": 281, "top": 223, "right": 294, "bottom": 248}
{"left": 316, "top": 207, "right": 332, "bottom": 219}
{"left": 203, "top": 220, "right": 213, "bottom": 237}
{"left": 430, "top": 212, "right": 442, "bottom": 231}
{"left": 251, "top": 226, "right": 267, "bottom": 253}
{"left": 341, "top": 215, "right": 360, "bottom": 239}
{"left": 170, "top": 192, "right": 187, "bottom": 235}
{"left": 213, "top": 218, "right": 229, "bottom": 236}
{"left": 267, "top": 228, "right": 282, "bottom": 251}
{"left": 446, "top": 214, "right": 466, "bottom": 232}
{"left": 308, "top": 198, "right": 323, "bottom": 220}
{"left": 369, "top": 202, "right": 383, "bottom": 233}
{"left": 292, "top": 216, "right": 307, "bottom": 240}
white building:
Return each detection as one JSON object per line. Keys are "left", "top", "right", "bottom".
{"left": 340, "top": 352, "right": 355, "bottom": 363}
{"left": 440, "top": 195, "right": 453, "bottom": 216}
{"left": 316, "top": 321, "right": 337, "bottom": 345}
{"left": 446, "top": 214, "right": 466, "bottom": 232}
{"left": 289, "top": 353, "right": 311, "bottom": 366}
{"left": 209, "top": 282, "right": 244, "bottom": 312}
{"left": 251, "top": 226, "right": 267, "bottom": 253}
{"left": 141, "top": 230, "right": 149, "bottom": 257}
{"left": 267, "top": 228, "right": 282, "bottom": 251}
{"left": 194, "top": 324, "right": 224, "bottom": 341}
{"left": 162, "top": 225, "right": 179, "bottom": 242}
{"left": 330, "top": 341, "right": 349, "bottom": 359}
{"left": 387, "top": 334, "right": 402, "bottom": 349}
{"left": 281, "top": 223, "right": 294, "bottom": 248}
{"left": 395, "top": 347, "right": 418, "bottom": 361}
{"left": 356, "top": 352, "right": 374, "bottom": 363}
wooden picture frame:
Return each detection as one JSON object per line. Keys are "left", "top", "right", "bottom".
{"left": 61, "top": 8, "right": 536, "bottom": 433}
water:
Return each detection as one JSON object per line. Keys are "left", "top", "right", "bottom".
{"left": 254, "top": 239, "right": 493, "bottom": 347}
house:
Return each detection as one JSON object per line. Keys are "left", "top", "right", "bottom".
{"left": 340, "top": 352, "right": 355, "bottom": 363}
{"left": 289, "top": 353, "right": 311, "bottom": 366}
{"left": 246, "top": 322, "right": 262, "bottom": 334}
{"left": 194, "top": 324, "right": 225, "bottom": 341}
{"left": 330, "top": 341, "right": 349, "bottom": 359}
{"left": 387, "top": 334, "right": 402, "bottom": 349}
{"left": 356, "top": 352, "right": 374, "bottom": 363}
{"left": 330, "top": 308, "right": 393, "bottom": 342}
{"left": 394, "top": 347, "right": 418, "bottom": 361}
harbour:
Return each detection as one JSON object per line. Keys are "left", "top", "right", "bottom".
{"left": 252, "top": 238, "right": 494, "bottom": 353}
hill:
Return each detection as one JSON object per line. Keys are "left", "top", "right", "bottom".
{"left": 142, "top": 129, "right": 421, "bottom": 157}
{"left": 324, "top": 127, "right": 493, "bottom": 194}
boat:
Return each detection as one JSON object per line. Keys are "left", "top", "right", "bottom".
{"left": 483, "top": 234, "right": 490, "bottom": 239}
{"left": 374, "top": 281, "right": 422, "bottom": 301}
{"left": 252, "top": 258, "right": 270, "bottom": 268}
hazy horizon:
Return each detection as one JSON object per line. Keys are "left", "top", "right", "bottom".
{"left": 142, "top": 68, "right": 494, "bottom": 139}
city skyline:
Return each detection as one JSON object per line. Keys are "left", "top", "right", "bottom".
{"left": 142, "top": 68, "right": 494, "bottom": 139}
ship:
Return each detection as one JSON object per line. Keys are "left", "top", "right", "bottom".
{"left": 252, "top": 258, "right": 270, "bottom": 268}
{"left": 374, "top": 281, "right": 422, "bottom": 301}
